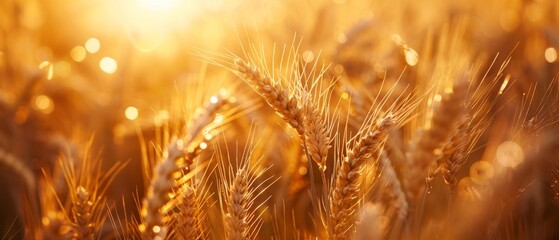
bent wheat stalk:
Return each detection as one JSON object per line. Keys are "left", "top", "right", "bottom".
{"left": 234, "top": 59, "right": 332, "bottom": 173}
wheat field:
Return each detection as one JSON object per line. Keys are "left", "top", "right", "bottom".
{"left": 0, "top": 0, "right": 559, "bottom": 239}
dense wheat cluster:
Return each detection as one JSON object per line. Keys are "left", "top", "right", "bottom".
{"left": 1, "top": 0, "right": 559, "bottom": 239}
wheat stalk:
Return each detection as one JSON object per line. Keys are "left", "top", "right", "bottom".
{"left": 302, "top": 99, "right": 332, "bottom": 172}
{"left": 234, "top": 59, "right": 305, "bottom": 135}
{"left": 224, "top": 167, "right": 251, "bottom": 240}
{"left": 436, "top": 115, "right": 470, "bottom": 187}
{"left": 71, "top": 185, "right": 94, "bottom": 239}
{"left": 140, "top": 94, "right": 228, "bottom": 239}
{"left": 405, "top": 79, "right": 468, "bottom": 204}
{"left": 330, "top": 115, "right": 394, "bottom": 239}
{"left": 173, "top": 185, "right": 202, "bottom": 240}
{"left": 234, "top": 59, "right": 332, "bottom": 172}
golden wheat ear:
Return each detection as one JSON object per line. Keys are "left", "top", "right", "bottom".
{"left": 215, "top": 127, "right": 276, "bottom": 240}
{"left": 169, "top": 154, "right": 215, "bottom": 240}
{"left": 330, "top": 114, "right": 395, "bottom": 239}
{"left": 404, "top": 77, "right": 469, "bottom": 205}
{"left": 140, "top": 94, "right": 229, "bottom": 239}
{"left": 34, "top": 139, "right": 126, "bottom": 239}
{"left": 200, "top": 45, "right": 336, "bottom": 177}
{"left": 233, "top": 59, "right": 305, "bottom": 134}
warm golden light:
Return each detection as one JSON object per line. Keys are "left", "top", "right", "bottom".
{"left": 85, "top": 38, "right": 101, "bottom": 53}
{"left": 500, "top": 9, "right": 519, "bottom": 32}
{"left": 470, "top": 161, "right": 495, "bottom": 185}
{"left": 34, "top": 95, "right": 54, "bottom": 114}
{"left": 302, "top": 50, "right": 315, "bottom": 63}
{"left": 124, "top": 106, "right": 139, "bottom": 120}
{"left": 119, "top": 0, "right": 204, "bottom": 52}
{"left": 457, "top": 177, "right": 480, "bottom": 201}
{"left": 54, "top": 61, "right": 72, "bottom": 78}
{"left": 4, "top": 0, "right": 559, "bottom": 237}
{"left": 70, "top": 46, "right": 87, "bottom": 62}
{"left": 153, "top": 110, "right": 170, "bottom": 125}
{"left": 545, "top": 47, "right": 557, "bottom": 63}
{"left": 210, "top": 96, "right": 219, "bottom": 104}
{"left": 341, "top": 92, "right": 349, "bottom": 100}
{"left": 298, "top": 166, "right": 308, "bottom": 175}
{"left": 496, "top": 141, "right": 524, "bottom": 168}
{"left": 214, "top": 114, "right": 224, "bottom": 124}
{"left": 99, "top": 57, "right": 118, "bottom": 74}
{"left": 404, "top": 48, "right": 419, "bottom": 66}
{"left": 39, "top": 61, "right": 53, "bottom": 80}
{"left": 141, "top": 0, "right": 179, "bottom": 10}
{"left": 498, "top": 74, "right": 510, "bottom": 95}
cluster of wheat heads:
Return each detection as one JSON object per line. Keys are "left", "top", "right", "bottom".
{"left": 2, "top": 33, "right": 559, "bottom": 240}
{"left": 1, "top": 0, "right": 559, "bottom": 239}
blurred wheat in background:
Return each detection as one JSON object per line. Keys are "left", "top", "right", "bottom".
{"left": 1, "top": 0, "right": 559, "bottom": 239}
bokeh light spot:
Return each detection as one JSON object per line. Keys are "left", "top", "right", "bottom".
{"left": 496, "top": 141, "right": 524, "bottom": 168}
{"left": 404, "top": 48, "right": 419, "bottom": 66}
{"left": 39, "top": 61, "right": 53, "bottom": 80}
{"left": 341, "top": 92, "right": 349, "bottom": 100}
{"left": 70, "top": 46, "right": 87, "bottom": 62}
{"left": 545, "top": 47, "right": 557, "bottom": 63}
{"left": 124, "top": 106, "right": 139, "bottom": 120}
{"left": 54, "top": 61, "right": 71, "bottom": 78}
{"left": 34, "top": 95, "right": 54, "bottom": 114}
{"left": 302, "top": 50, "right": 315, "bottom": 63}
{"left": 100, "top": 57, "right": 118, "bottom": 74}
{"left": 470, "top": 161, "right": 495, "bottom": 185}
{"left": 457, "top": 177, "right": 480, "bottom": 201}
{"left": 85, "top": 38, "right": 101, "bottom": 53}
